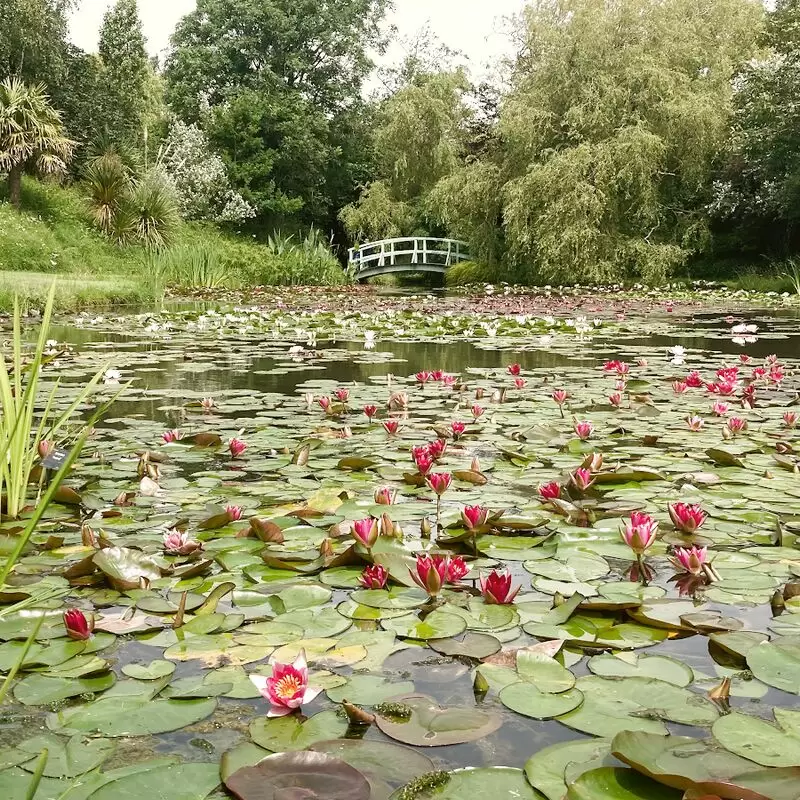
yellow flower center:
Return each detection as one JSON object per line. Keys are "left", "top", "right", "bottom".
{"left": 275, "top": 674, "right": 302, "bottom": 698}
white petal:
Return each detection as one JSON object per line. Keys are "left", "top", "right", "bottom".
{"left": 266, "top": 705, "right": 293, "bottom": 717}
{"left": 302, "top": 686, "right": 322, "bottom": 704}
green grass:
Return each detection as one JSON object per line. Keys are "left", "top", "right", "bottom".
{"left": 0, "top": 177, "right": 348, "bottom": 310}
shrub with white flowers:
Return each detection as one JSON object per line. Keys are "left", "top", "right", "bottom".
{"left": 161, "top": 120, "right": 255, "bottom": 224}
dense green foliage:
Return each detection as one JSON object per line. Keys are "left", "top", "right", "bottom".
{"left": 164, "top": 0, "right": 388, "bottom": 229}
{"left": 3, "top": 0, "right": 800, "bottom": 288}
{"left": 0, "top": 77, "right": 74, "bottom": 206}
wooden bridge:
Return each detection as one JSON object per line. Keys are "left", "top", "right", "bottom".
{"left": 348, "top": 237, "right": 470, "bottom": 280}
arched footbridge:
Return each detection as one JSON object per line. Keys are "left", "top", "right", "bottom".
{"left": 348, "top": 237, "right": 470, "bottom": 280}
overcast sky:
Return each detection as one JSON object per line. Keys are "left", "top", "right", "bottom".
{"left": 68, "top": 0, "right": 523, "bottom": 73}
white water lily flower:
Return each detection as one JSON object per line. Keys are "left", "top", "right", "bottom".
{"left": 103, "top": 369, "right": 121, "bottom": 384}
{"left": 669, "top": 345, "right": 686, "bottom": 365}
{"left": 731, "top": 323, "right": 758, "bottom": 334}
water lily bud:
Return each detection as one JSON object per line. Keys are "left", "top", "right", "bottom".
{"left": 319, "top": 538, "right": 335, "bottom": 557}
{"left": 473, "top": 671, "right": 490, "bottom": 696}
{"left": 420, "top": 517, "right": 432, "bottom": 539}
{"left": 80, "top": 524, "right": 98, "bottom": 548}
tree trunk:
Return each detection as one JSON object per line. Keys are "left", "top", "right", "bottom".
{"left": 8, "top": 164, "right": 23, "bottom": 209}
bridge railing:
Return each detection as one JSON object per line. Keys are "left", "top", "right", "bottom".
{"left": 348, "top": 237, "right": 471, "bottom": 274}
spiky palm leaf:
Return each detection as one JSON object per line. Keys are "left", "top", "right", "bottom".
{"left": 0, "top": 78, "right": 74, "bottom": 178}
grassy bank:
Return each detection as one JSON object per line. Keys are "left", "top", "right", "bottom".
{"left": 0, "top": 178, "right": 347, "bottom": 311}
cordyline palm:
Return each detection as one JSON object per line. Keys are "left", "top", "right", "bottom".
{"left": 0, "top": 78, "right": 75, "bottom": 208}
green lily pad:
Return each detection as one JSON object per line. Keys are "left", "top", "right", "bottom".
{"left": 712, "top": 710, "right": 800, "bottom": 767}
{"left": 524, "top": 739, "right": 613, "bottom": 800}
{"left": 326, "top": 674, "right": 415, "bottom": 704}
{"left": 9, "top": 733, "right": 115, "bottom": 778}
{"left": 250, "top": 710, "right": 349, "bottom": 751}
{"left": 566, "top": 767, "right": 682, "bottom": 799}
{"left": 13, "top": 671, "right": 116, "bottom": 705}
{"left": 381, "top": 609, "right": 467, "bottom": 640}
{"left": 375, "top": 694, "right": 502, "bottom": 746}
{"left": 747, "top": 639, "right": 800, "bottom": 694}
{"left": 350, "top": 587, "right": 429, "bottom": 610}
{"left": 499, "top": 681, "right": 584, "bottom": 719}
{"left": 587, "top": 654, "right": 693, "bottom": 687}
{"left": 48, "top": 696, "right": 217, "bottom": 737}
{"left": 390, "top": 767, "right": 542, "bottom": 798}
{"left": 87, "top": 761, "right": 221, "bottom": 800}
{"left": 121, "top": 660, "right": 176, "bottom": 680}
{"left": 516, "top": 650, "right": 576, "bottom": 693}
{"left": 428, "top": 632, "right": 501, "bottom": 659}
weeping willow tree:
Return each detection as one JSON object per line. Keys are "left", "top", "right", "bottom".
{"left": 432, "top": 0, "right": 763, "bottom": 283}
{"left": 340, "top": 70, "right": 471, "bottom": 242}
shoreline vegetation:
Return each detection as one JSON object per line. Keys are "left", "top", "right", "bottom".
{"left": 2, "top": 178, "right": 799, "bottom": 313}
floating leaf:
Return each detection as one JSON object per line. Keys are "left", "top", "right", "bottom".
{"left": 375, "top": 694, "right": 501, "bottom": 746}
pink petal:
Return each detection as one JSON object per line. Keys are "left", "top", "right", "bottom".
{"left": 292, "top": 650, "right": 308, "bottom": 677}
{"left": 249, "top": 675, "right": 270, "bottom": 697}
{"left": 302, "top": 686, "right": 322, "bottom": 704}
{"left": 266, "top": 705, "right": 293, "bottom": 718}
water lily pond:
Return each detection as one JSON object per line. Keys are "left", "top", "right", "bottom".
{"left": 3, "top": 290, "right": 800, "bottom": 800}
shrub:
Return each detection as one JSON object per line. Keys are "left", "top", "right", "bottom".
{"left": 114, "top": 169, "right": 181, "bottom": 249}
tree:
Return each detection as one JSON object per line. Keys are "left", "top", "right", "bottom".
{"left": 0, "top": 77, "right": 74, "bottom": 207}
{"left": 165, "top": 0, "right": 389, "bottom": 228}
{"left": 711, "top": 0, "right": 800, "bottom": 258}
{"left": 0, "top": 0, "right": 74, "bottom": 89}
{"left": 432, "top": 0, "right": 763, "bottom": 283}
{"left": 341, "top": 70, "right": 473, "bottom": 241}
{"left": 97, "top": 0, "right": 150, "bottom": 145}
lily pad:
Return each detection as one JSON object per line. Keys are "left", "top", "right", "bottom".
{"left": 390, "top": 766, "right": 542, "bottom": 799}
{"left": 499, "top": 682, "right": 584, "bottom": 719}
{"left": 524, "top": 739, "right": 613, "bottom": 800}
{"left": 87, "top": 761, "right": 221, "bottom": 800}
{"left": 326, "top": 674, "right": 415, "bottom": 705}
{"left": 567, "top": 767, "right": 682, "bottom": 799}
{"left": 747, "top": 639, "right": 800, "bottom": 694}
{"left": 712, "top": 710, "right": 800, "bottom": 767}
{"left": 250, "top": 710, "right": 349, "bottom": 751}
{"left": 224, "top": 751, "right": 370, "bottom": 800}
{"left": 375, "top": 694, "right": 502, "bottom": 746}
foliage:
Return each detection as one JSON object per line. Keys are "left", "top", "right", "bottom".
{"left": 0, "top": 77, "right": 75, "bottom": 207}
{"left": 82, "top": 152, "right": 131, "bottom": 235}
{"left": 160, "top": 120, "right": 254, "bottom": 224}
{"left": 444, "top": 260, "right": 498, "bottom": 287}
{"left": 339, "top": 181, "right": 417, "bottom": 243}
{"left": 147, "top": 242, "right": 233, "bottom": 289}
{"left": 341, "top": 71, "right": 473, "bottom": 242}
{"left": 458, "top": 0, "right": 763, "bottom": 284}
{"left": 0, "top": 0, "right": 73, "bottom": 90}
{"left": 165, "top": 0, "right": 390, "bottom": 228}
{"left": 113, "top": 169, "right": 181, "bottom": 250}
{"left": 0, "top": 285, "right": 105, "bottom": 519}
{"left": 96, "top": 0, "right": 150, "bottom": 147}
{"left": 711, "top": 0, "right": 800, "bottom": 259}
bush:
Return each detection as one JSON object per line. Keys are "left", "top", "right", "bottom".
{"left": 113, "top": 169, "right": 181, "bottom": 249}
{"left": 445, "top": 260, "right": 498, "bottom": 286}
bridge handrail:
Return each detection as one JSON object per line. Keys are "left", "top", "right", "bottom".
{"left": 347, "top": 237, "right": 470, "bottom": 273}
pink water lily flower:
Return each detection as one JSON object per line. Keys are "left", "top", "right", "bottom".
{"left": 383, "top": 420, "right": 400, "bottom": 435}
{"left": 225, "top": 504, "right": 243, "bottom": 521}
{"left": 228, "top": 438, "right": 247, "bottom": 458}
{"left": 472, "top": 404, "right": 485, "bottom": 420}
{"left": 374, "top": 487, "right": 396, "bottom": 505}
{"left": 431, "top": 370, "right": 444, "bottom": 381}
{"left": 685, "top": 371, "right": 704, "bottom": 388}
{"left": 480, "top": 569, "right": 520, "bottom": 605}
{"left": 442, "top": 374, "right": 456, "bottom": 387}
{"left": 63, "top": 608, "right": 94, "bottom": 640}
{"left": 426, "top": 472, "right": 452, "bottom": 496}
{"left": 621, "top": 512, "right": 659, "bottom": 555}
{"left": 672, "top": 381, "right": 688, "bottom": 395}
{"left": 416, "top": 371, "right": 432, "bottom": 384}
{"left": 333, "top": 388, "right": 350, "bottom": 402}
{"left": 686, "top": 415, "right": 705, "bottom": 432}
{"left": 318, "top": 396, "right": 331, "bottom": 411}
{"left": 784, "top": 411, "right": 798, "bottom": 429}
{"left": 712, "top": 402, "right": 729, "bottom": 416}
{"left": 668, "top": 502, "right": 707, "bottom": 534}
{"left": 201, "top": 397, "right": 216, "bottom": 411}
{"left": 671, "top": 546, "right": 709, "bottom": 576}
{"left": 446, "top": 556, "right": 469, "bottom": 582}
{"left": 726, "top": 417, "right": 747, "bottom": 435}
{"left": 461, "top": 505, "right": 489, "bottom": 530}
{"left": 514, "top": 377, "right": 527, "bottom": 389}
{"left": 538, "top": 481, "right": 562, "bottom": 501}
{"left": 570, "top": 467, "right": 594, "bottom": 492}
{"left": 450, "top": 421, "right": 466, "bottom": 439}
{"left": 574, "top": 420, "right": 594, "bottom": 440}
{"left": 552, "top": 390, "right": 568, "bottom": 405}
{"left": 409, "top": 553, "right": 449, "bottom": 596}
{"left": 363, "top": 404, "right": 378, "bottom": 420}
{"left": 609, "top": 392, "right": 622, "bottom": 407}
{"left": 507, "top": 364, "right": 521, "bottom": 376}
{"left": 359, "top": 564, "right": 389, "bottom": 589}
{"left": 427, "top": 439, "right": 447, "bottom": 460}
{"left": 250, "top": 650, "right": 322, "bottom": 717}
{"left": 351, "top": 518, "right": 379, "bottom": 549}
{"left": 163, "top": 528, "right": 203, "bottom": 555}
{"left": 162, "top": 429, "right": 182, "bottom": 443}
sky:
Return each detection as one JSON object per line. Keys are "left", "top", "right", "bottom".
{"left": 68, "top": 0, "right": 524, "bottom": 73}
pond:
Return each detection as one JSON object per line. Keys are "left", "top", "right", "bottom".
{"left": 2, "top": 292, "right": 800, "bottom": 799}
